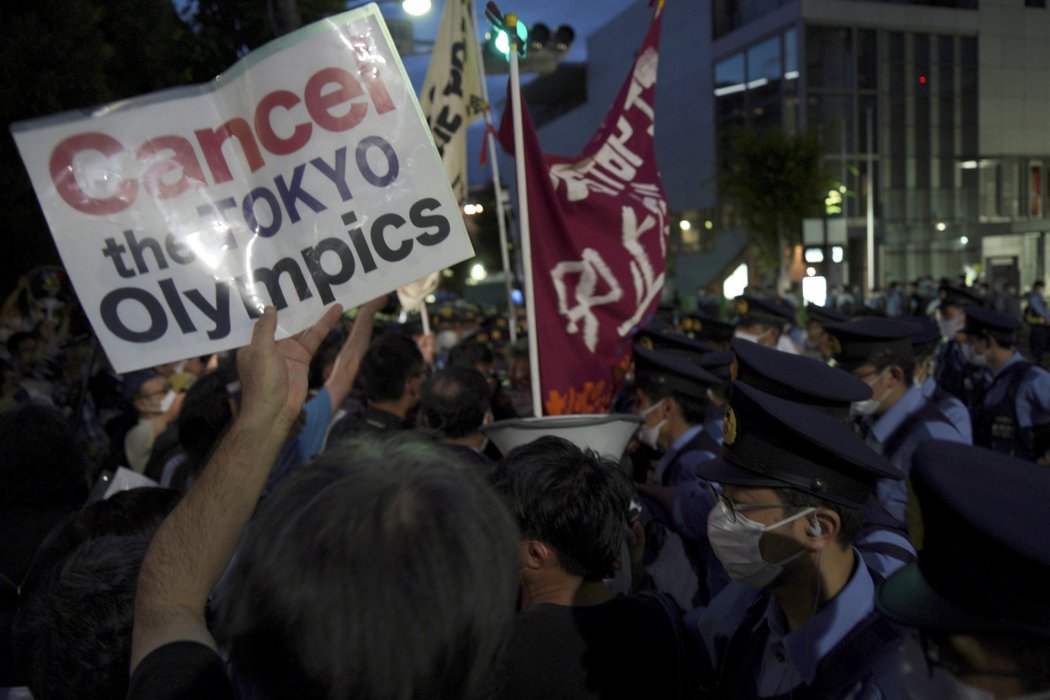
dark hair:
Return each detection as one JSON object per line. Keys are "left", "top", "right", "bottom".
{"left": 216, "top": 434, "right": 520, "bottom": 700}
{"left": 867, "top": 348, "right": 916, "bottom": 386}
{"left": 360, "top": 332, "right": 424, "bottom": 403}
{"left": 448, "top": 341, "right": 493, "bottom": 370}
{"left": 0, "top": 403, "right": 87, "bottom": 510}
{"left": 13, "top": 535, "right": 150, "bottom": 700}
{"left": 309, "top": 327, "right": 346, "bottom": 390}
{"left": 971, "top": 328, "right": 1018, "bottom": 350}
{"left": 636, "top": 382, "right": 708, "bottom": 425}
{"left": 774, "top": 488, "right": 862, "bottom": 547}
{"left": 493, "top": 436, "right": 632, "bottom": 581}
{"left": 421, "top": 367, "right": 490, "bottom": 439}
{"left": 177, "top": 369, "right": 235, "bottom": 467}
{"left": 18, "top": 488, "right": 179, "bottom": 607}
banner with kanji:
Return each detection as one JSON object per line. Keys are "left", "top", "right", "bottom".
{"left": 419, "top": 0, "right": 485, "bottom": 203}
{"left": 499, "top": 5, "right": 667, "bottom": 415}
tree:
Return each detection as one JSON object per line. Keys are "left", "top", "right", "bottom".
{"left": 0, "top": 0, "right": 345, "bottom": 289}
{"left": 718, "top": 126, "right": 835, "bottom": 293}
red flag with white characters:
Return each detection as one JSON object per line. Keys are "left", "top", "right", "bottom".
{"left": 499, "top": 4, "right": 667, "bottom": 415}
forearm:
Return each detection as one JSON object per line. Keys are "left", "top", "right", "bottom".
{"left": 131, "top": 414, "right": 288, "bottom": 668}
{"left": 324, "top": 309, "right": 376, "bottom": 409}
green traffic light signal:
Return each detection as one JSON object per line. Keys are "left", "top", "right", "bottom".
{"left": 493, "top": 20, "right": 528, "bottom": 59}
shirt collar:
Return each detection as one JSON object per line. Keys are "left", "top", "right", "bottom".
{"left": 768, "top": 554, "right": 876, "bottom": 684}
{"left": 870, "top": 383, "right": 926, "bottom": 444}
{"left": 670, "top": 423, "right": 705, "bottom": 452}
{"left": 993, "top": 351, "right": 1024, "bottom": 378}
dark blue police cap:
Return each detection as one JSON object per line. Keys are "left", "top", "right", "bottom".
{"left": 805, "top": 303, "right": 848, "bottom": 326}
{"left": 824, "top": 318, "right": 921, "bottom": 373}
{"left": 939, "top": 284, "right": 984, "bottom": 311}
{"left": 634, "top": 326, "right": 714, "bottom": 356}
{"left": 733, "top": 296, "right": 796, "bottom": 327}
{"left": 634, "top": 346, "right": 721, "bottom": 402}
{"left": 908, "top": 316, "right": 941, "bottom": 348}
{"left": 682, "top": 312, "right": 734, "bottom": 343}
{"left": 730, "top": 338, "right": 872, "bottom": 420}
{"left": 695, "top": 351, "right": 734, "bottom": 383}
{"left": 878, "top": 440, "right": 1050, "bottom": 637}
{"left": 963, "top": 305, "right": 1021, "bottom": 337}
{"left": 696, "top": 381, "right": 899, "bottom": 509}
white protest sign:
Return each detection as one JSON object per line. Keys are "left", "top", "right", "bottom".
{"left": 11, "top": 5, "right": 473, "bottom": 373}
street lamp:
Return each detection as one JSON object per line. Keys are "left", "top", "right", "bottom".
{"left": 346, "top": 0, "right": 432, "bottom": 16}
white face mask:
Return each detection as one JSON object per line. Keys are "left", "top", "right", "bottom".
{"left": 963, "top": 343, "right": 987, "bottom": 368}
{"left": 437, "top": 330, "right": 459, "bottom": 350}
{"left": 850, "top": 368, "right": 891, "bottom": 418}
{"left": 637, "top": 399, "right": 666, "bottom": 449}
{"left": 939, "top": 317, "right": 964, "bottom": 339}
{"left": 155, "top": 389, "right": 177, "bottom": 414}
{"left": 707, "top": 502, "right": 816, "bottom": 589}
{"left": 173, "top": 360, "right": 187, "bottom": 374}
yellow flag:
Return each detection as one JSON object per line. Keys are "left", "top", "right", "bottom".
{"left": 419, "top": 0, "right": 485, "bottom": 203}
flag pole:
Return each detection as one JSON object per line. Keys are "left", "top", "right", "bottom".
{"left": 470, "top": 1, "right": 518, "bottom": 344}
{"left": 507, "top": 12, "right": 543, "bottom": 417}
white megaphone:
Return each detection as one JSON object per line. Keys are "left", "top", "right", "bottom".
{"left": 483, "top": 414, "right": 642, "bottom": 461}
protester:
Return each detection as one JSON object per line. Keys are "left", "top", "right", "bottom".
{"left": 493, "top": 436, "right": 698, "bottom": 699}
{"left": 327, "top": 328, "right": 426, "bottom": 440}
{"left": 128, "top": 306, "right": 521, "bottom": 699}
{"left": 420, "top": 365, "right": 495, "bottom": 470}
{"left": 13, "top": 488, "right": 179, "bottom": 700}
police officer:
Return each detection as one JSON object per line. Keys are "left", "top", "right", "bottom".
{"left": 963, "top": 306, "right": 1050, "bottom": 463}
{"left": 878, "top": 440, "right": 1050, "bottom": 698}
{"left": 826, "top": 319, "right": 968, "bottom": 526}
{"left": 910, "top": 317, "right": 972, "bottom": 442}
{"left": 681, "top": 312, "right": 735, "bottom": 352}
{"left": 934, "top": 284, "right": 986, "bottom": 406}
{"left": 804, "top": 303, "right": 849, "bottom": 362}
{"left": 727, "top": 339, "right": 917, "bottom": 579}
{"left": 633, "top": 346, "right": 723, "bottom": 488}
{"left": 689, "top": 382, "right": 904, "bottom": 699}
{"left": 632, "top": 345, "right": 723, "bottom": 607}
{"left": 732, "top": 296, "right": 796, "bottom": 351}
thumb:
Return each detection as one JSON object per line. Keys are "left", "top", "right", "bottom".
{"left": 251, "top": 307, "right": 278, "bottom": 348}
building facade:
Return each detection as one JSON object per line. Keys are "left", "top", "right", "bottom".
{"left": 530, "top": 0, "right": 1050, "bottom": 301}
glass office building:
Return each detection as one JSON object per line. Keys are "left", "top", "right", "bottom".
{"left": 532, "top": 0, "right": 1050, "bottom": 298}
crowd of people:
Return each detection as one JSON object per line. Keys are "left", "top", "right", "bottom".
{"left": 1, "top": 267, "right": 1049, "bottom": 700}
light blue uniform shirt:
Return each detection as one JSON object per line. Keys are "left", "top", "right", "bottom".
{"left": 983, "top": 353, "right": 1050, "bottom": 428}
{"left": 866, "top": 384, "right": 968, "bottom": 523}
{"left": 688, "top": 555, "right": 901, "bottom": 698}
{"left": 920, "top": 376, "right": 972, "bottom": 442}
{"left": 654, "top": 423, "right": 719, "bottom": 487}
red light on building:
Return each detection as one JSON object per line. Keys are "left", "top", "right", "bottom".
{"left": 918, "top": 75, "right": 927, "bottom": 84}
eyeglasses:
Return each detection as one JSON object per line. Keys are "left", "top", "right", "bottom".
{"left": 707, "top": 483, "right": 790, "bottom": 524}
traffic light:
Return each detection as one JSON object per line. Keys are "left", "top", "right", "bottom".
{"left": 482, "top": 21, "right": 574, "bottom": 74}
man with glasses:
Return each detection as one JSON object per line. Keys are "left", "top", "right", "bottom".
{"left": 878, "top": 440, "right": 1050, "bottom": 699}
{"left": 689, "top": 381, "right": 905, "bottom": 698}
